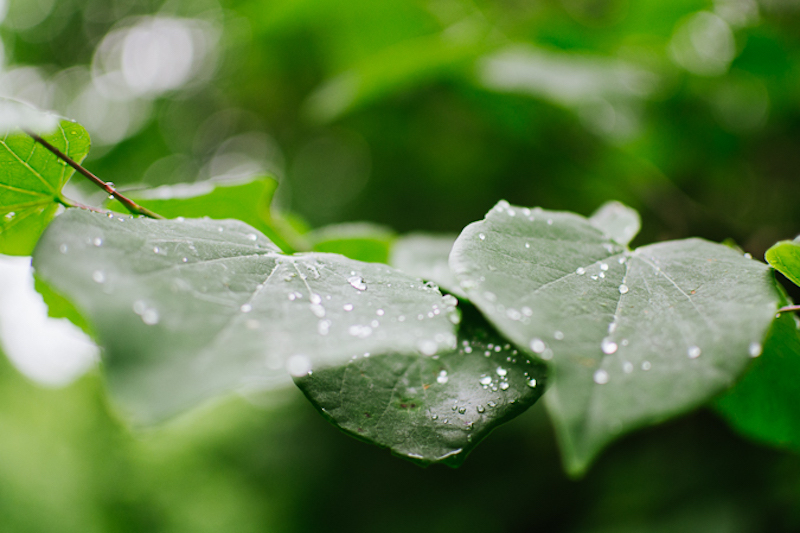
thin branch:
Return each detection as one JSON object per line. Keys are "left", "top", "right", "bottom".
{"left": 26, "top": 131, "right": 164, "bottom": 219}
{"left": 778, "top": 304, "right": 800, "bottom": 314}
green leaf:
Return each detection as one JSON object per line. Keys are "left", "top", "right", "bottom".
{"left": 390, "top": 233, "right": 466, "bottom": 299}
{"left": 588, "top": 201, "right": 641, "bottom": 246}
{"left": 32, "top": 209, "right": 458, "bottom": 423}
{"left": 295, "top": 302, "right": 547, "bottom": 466}
{"left": 765, "top": 237, "right": 800, "bottom": 288}
{"left": 307, "top": 222, "right": 395, "bottom": 263}
{"left": 714, "top": 312, "right": 800, "bottom": 451}
{"left": 0, "top": 114, "right": 91, "bottom": 255}
{"left": 115, "top": 176, "right": 303, "bottom": 253}
{"left": 449, "top": 200, "right": 781, "bottom": 475}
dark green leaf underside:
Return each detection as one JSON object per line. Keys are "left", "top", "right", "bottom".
{"left": 450, "top": 200, "right": 781, "bottom": 475}
{"left": 32, "top": 209, "right": 458, "bottom": 423}
{"left": 295, "top": 303, "right": 547, "bottom": 466}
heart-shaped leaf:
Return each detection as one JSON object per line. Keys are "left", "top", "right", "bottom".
{"left": 32, "top": 209, "right": 458, "bottom": 423}
{"left": 295, "top": 303, "right": 547, "bottom": 466}
{"left": 766, "top": 237, "right": 800, "bottom": 288}
{"left": 449, "top": 200, "right": 782, "bottom": 474}
{"left": 0, "top": 108, "right": 90, "bottom": 255}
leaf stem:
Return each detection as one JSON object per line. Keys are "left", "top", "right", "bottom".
{"left": 26, "top": 131, "right": 164, "bottom": 219}
{"left": 778, "top": 304, "right": 800, "bottom": 314}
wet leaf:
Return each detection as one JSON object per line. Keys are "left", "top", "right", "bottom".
{"left": 390, "top": 233, "right": 466, "bottom": 298}
{"left": 715, "top": 312, "right": 800, "bottom": 451}
{"left": 295, "top": 303, "right": 547, "bottom": 466}
{"left": 449, "top": 200, "right": 781, "bottom": 475}
{"left": 0, "top": 112, "right": 91, "bottom": 255}
{"left": 32, "top": 209, "right": 458, "bottom": 423}
{"left": 766, "top": 237, "right": 800, "bottom": 288}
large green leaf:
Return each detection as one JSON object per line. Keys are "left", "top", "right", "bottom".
{"left": 449, "top": 200, "right": 781, "bottom": 474}
{"left": 32, "top": 209, "right": 458, "bottom": 423}
{"left": 390, "top": 233, "right": 466, "bottom": 299}
{"left": 0, "top": 114, "right": 91, "bottom": 255}
{"left": 714, "top": 312, "right": 800, "bottom": 451}
{"left": 766, "top": 237, "right": 800, "bottom": 288}
{"left": 295, "top": 303, "right": 547, "bottom": 466}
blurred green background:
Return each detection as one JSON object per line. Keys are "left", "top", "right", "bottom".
{"left": 2, "top": 0, "right": 800, "bottom": 530}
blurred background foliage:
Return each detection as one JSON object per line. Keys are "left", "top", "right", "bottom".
{"left": 2, "top": 0, "right": 800, "bottom": 530}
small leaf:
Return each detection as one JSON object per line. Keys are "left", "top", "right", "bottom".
{"left": 307, "top": 222, "right": 395, "bottom": 263}
{"left": 116, "top": 176, "right": 301, "bottom": 253}
{"left": 765, "top": 237, "right": 800, "bottom": 288}
{"left": 589, "top": 200, "right": 641, "bottom": 246}
{"left": 390, "top": 233, "right": 466, "bottom": 298}
{"left": 32, "top": 209, "right": 458, "bottom": 423}
{"left": 450, "top": 200, "right": 781, "bottom": 475}
{"left": 0, "top": 110, "right": 91, "bottom": 255}
{"left": 715, "top": 312, "right": 800, "bottom": 451}
{"left": 295, "top": 303, "right": 547, "bottom": 466}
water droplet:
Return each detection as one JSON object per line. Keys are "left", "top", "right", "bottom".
{"left": 182, "top": 257, "right": 188, "bottom": 263}
{"left": 506, "top": 308, "right": 522, "bottom": 320}
{"left": 499, "top": 382, "right": 510, "bottom": 390}
{"left": 687, "top": 345, "right": 701, "bottom": 359}
{"left": 92, "top": 237, "right": 103, "bottom": 247}
{"left": 623, "top": 361, "right": 633, "bottom": 373}
{"left": 431, "top": 414, "right": 439, "bottom": 420}
{"left": 4, "top": 211, "right": 15, "bottom": 220}
{"left": 601, "top": 338, "right": 618, "bottom": 355}
{"left": 591, "top": 275, "right": 599, "bottom": 281}
{"left": 576, "top": 267, "right": 585, "bottom": 275}
{"left": 91, "top": 270, "right": 105, "bottom": 283}
{"left": 619, "top": 284, "right": 629, "bottom": 294}
{"left": 641, "top": 361, "right": 651, "bottom": 371}
{"left": 478, "top": 233, "right": 486, "bottom": 241}
{"left": 525, "top": 242, "right": 530, "bottom": 248}
{"left": 347, "top": 275, "right": 367, "bottom": 291}
{"left": 479, "top": 376, "right": 492, "bottom": 385}
{"left": 376, "top": 309, "right": 385, "bottom": 316}
{"left": 348, "top": 325, "right": 373, "bottom": 338}
{"left": 521, "top": 306, "right": 533, "bottom": 317}
{"left": 749, "top": 342, "right": 762, "bottom": 358}
{"left": 240, "top": 303, "right": 252, "bottom": 313}
{"left": 247, "top": 233, "right": 257, "bottom": 241}
{"left": 288, "top": 293, "right": 297, "bottom": 301}
{"left": 133, "top": 300, "right": 147, "bottom": 315}
{"left": 309, "top": 304, "right": 326, "bottom": 318}
{"left": 59, "top": 244, "right": 68, "bottom": 254}
{"left": 318, "top": 320, "right": 331, "bottom": 335}
{"left": 286, "top": 355, "right": 312, "bottom": 377}
{"left": 457, "top": 406, "right": 466, "bottom": 414}
{"left": 600, "top": 263, "right": 609, "bottom": 271}
{"left": 530, "top": 338, "right": 546, "bottom": 353}
{"left": 477, "top": 405, "right": 485, "bottom": 413}
{"left": 141, "top": 308, "right": 159, "bottom": 326}
{"left": 496, "top": 366, "right": 507, "bottom": 377}
{"left": 593, "top": 369, "right": 610, "bottom": 385}
{"left": 309, "top": 294, "right": 322, "bottom": 305}
{"left": 342, "top": 303, "right": 354, "bottom": 312}
{"left": 744, "top": 252, "right": 752, "bottom": 259}
{"left": 419, "top": 340, "right": 438, "bottom": 355}
{"left": 437, "top": 370, "right": 449, "bottom": 384}
{"left": 483, "top": 291, "right": 497, "bottom": 302}
{"left": 153, "top": 246, "right": 161, "bottom": 254}
{"left": 487, "top": 401, "right": 497, "bottom": 408}
{"left": 554, "top": 330, "right": 564, "bottom": 340}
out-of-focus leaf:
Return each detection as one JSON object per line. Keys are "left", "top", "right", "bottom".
{"left": 32, "top": 209, "right": 458, "bottom": 423}
{"left": 307, "top": 222, "right": 395, "bottom": 263}
{"left": 295, "top": 302, "right": 547, "bottom": 466}
{"left": 766, "top": 237, "right": 800, "bottom": 288}
{"left": 390, "top": 233, "right": 466, "bottom": 299}
{"left": 715, "top": 313, "right": 800, "bottom": 451}
{"left": 0, "top": 108, "right": 91, "bottom": 255}
{"left": 449, "top": 200, "right": 781, "bottom": 475}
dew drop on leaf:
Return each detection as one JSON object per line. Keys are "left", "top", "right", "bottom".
{"left": 748, "top": 342, "right": 762, "bottom": 357}
{"left": 437, "top": 370, "right": 449, "bottom": 384}
{"left": 530, "top": 338, "right": 546, "bottom": 353}
{"left": 479, "top": 376, "right": 492, "bottom": 385}
{"left": 478, "top": 233, "right": 486, "bottom": 241}
{"left": 593, "top": 369, "right": 610, "bottom": 385}
{"left": 601, "top": 338, "right": 618, "bottom": 355}
{"left": 240, "top": 303, "right": 252, "bottom": 313}
{"left": 286, "top": 355, "right": 312, "bottom": 377}
{"left": 687, "top": 345, "right": 701, "bottom": 359}
{"left": 347, "top": 275, "right": 367, "bottom": 291}
{"left": 527, "top": 378, "right": 537, "bottom": 388}
{"left": 619, "top": 284, "right": 629, "bottom": 294}
{"left": 92, "top": 270, "right": 105, "bottom": 283}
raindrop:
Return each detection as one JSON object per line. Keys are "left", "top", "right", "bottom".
{"left": 600, "top": 263, "right": 609, "bottom": 271}
{"left": 601, "top": 338, "right": 618, "bottom": 355}
{"left": 530, "top": 338, "right": 546, "bottom": 354}
{"left": 477, "top": 405, "right": 486, "bottom": 413}
{"left": 240, "top": 303, "right": 252, "bottom": 313}
{"left": 288, "top": 293, "right": 297, "bottom": 301}
{"left": 554, "top": 330, "right": 564, "bottom": 340}
{"left": 525, "top": 242, "right": 530, "bottom": 249}
{"left": 4, "top": 211, "right": 15, "bottom": 220}
{"left": 182, "top": 257, "right": 188, "bottom": 263}
{"left": 153, "top": 246, "right": 161, "bottom": 254}
{"left": 348, "top": 275, "right": 367, "bottom": 291}
{"left": 376, "top": 309, "right": 385, "bottom": 316}
{"left": 431, "top": 414, "right": 439, "bottom": 420}
{"left": 576, "top": 267, "right": 586, "bottom": 275}
{"left": 499, "top": 382, "right": 510, "bottom": 391}
{"left": 478, "top": 233, "right": 486, "bottom": 241}
{"left": 246, "top": 233, "right": 258, "bottom": 241}
{"left": 496, "top": 366, "right": 507, "bottom": 377}
{"left": 619, "top": 284, "right": 629, "bottom": 294}
{"left": 487, "top": 401, "right": 497, "bottom": 408}
{"left": 141, "top": 308, "right": 159, "bottom": 326}
{"left": 479, "top": 376, "right": 492, "bottom": 385}
{"left": 59, "top": 244, "right": 68, "bottom": 254}
{"left": 419, "top": 340, "right": 438, "bottom": 355}
{"left": 286, "top": 355, "right": 312, "bottom": 377}
{"left": 318, "top": 320, "right": 331, "bottom": 335}
{"left": 744, "top": 253, "right": 752, "bottom": 259}
{"left": 593, "top": 369, "right": 610, "bottom": 385}
{"left": 458, "top": 406, "right": 466, "bottom": 414}
{"left": 748, "top": 342, "right": 762, "bottom": 358}
{"left": 591, "top": 275, "right": 598, "bottom": 281}
{"left": 641, "top": 361, "right": 652, "bottom": 371}
{"left": 687, "top": 345, "right": 701, "bottom": 359}
{"left": 348, "top": 325, "right": 373, "bottom": 338}
{"left": 310, "top": 294, "right": 322, "bottom": 304}
{"left": 92, "top": 270, "right": 106, "bottom": 283}
{"left": 437, "top": 370, "right": 449, "bottom": 384}
{"left": 527, "top": 378, "right": 537, "bottom": 388}
{"left": 343, "top": 303, "right": 354, "bottom": 311}
{"left": 93, "top": 237, "right": 103, "bottom": 247}
{"left": 309, "top": 304, "right": 326, "bottom": 318}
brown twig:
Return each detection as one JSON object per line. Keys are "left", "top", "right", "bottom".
{"left": 26, "top": 131, "right": 164, "bottom": 219}
{"left": 778, "top": 304, "right": 800, "bottom": 314}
